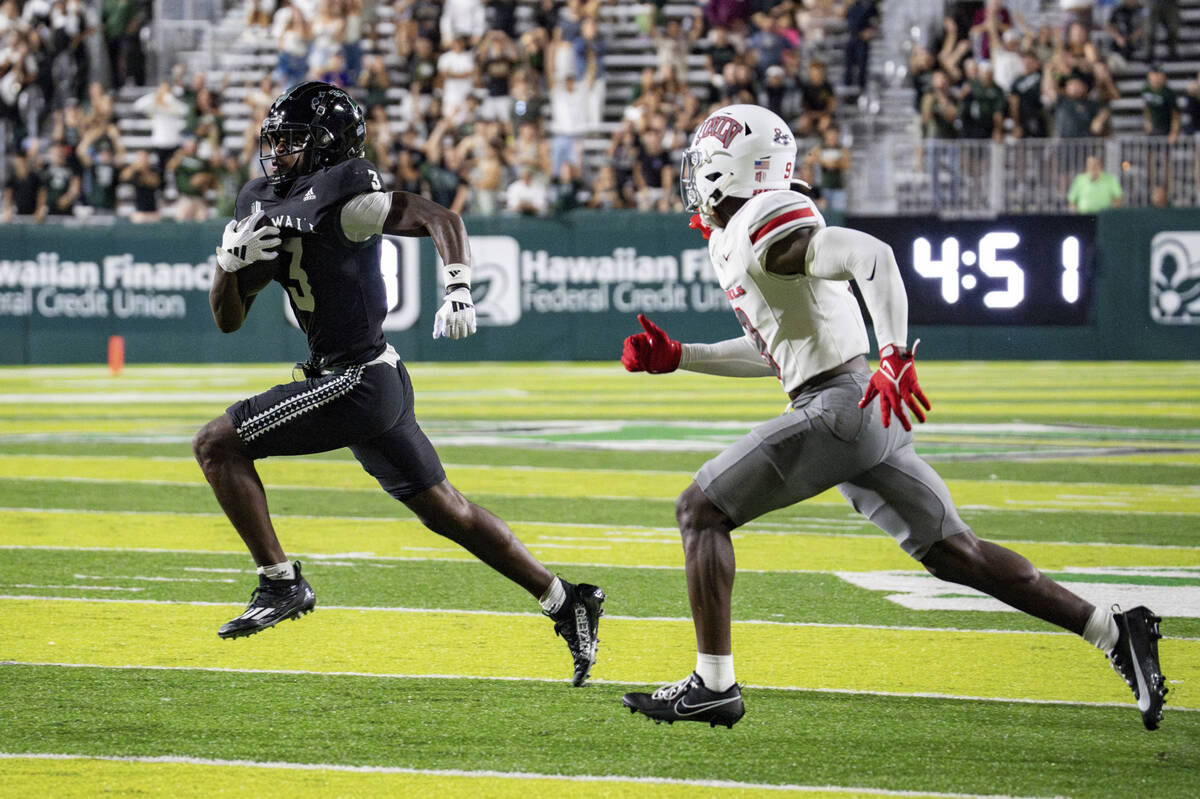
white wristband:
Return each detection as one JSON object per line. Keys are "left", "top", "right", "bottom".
{"left": 216, "top": 246, "right": 244, "bottom": 273}
{"left": 441, "top": 262, "right": 471, "bottom": 291}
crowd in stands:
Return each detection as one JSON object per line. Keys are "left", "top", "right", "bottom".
{"left": 5, "top": 0, "right": 1199, "bottom": 222}
{"left": 906, "top": 0, "right": 1200, "bottom": 209}
{"left": 4, "top": 0, "right": 877, "bottom": 222}
{"left": 911, "top": 0, "right": 1199, "bottom": 147}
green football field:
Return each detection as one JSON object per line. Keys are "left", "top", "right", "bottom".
{"left": 1, "top": 361, "right": 1198, "bottom": 798}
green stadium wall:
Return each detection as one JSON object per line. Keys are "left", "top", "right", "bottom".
{"left": 0, "top": 209, "right": 1196, "bottom": 365}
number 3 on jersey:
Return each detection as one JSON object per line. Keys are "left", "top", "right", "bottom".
{"left": 280, "top": 239, "right": 315, "bottom": 311}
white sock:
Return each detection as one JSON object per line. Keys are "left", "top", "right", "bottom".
{"left": 538, "top": 577, "right": 566, "bottom": 614}
{"left": 696, "top": 652, "right": 736, "bottom": 692}
{"left": 1082, "top": 605, "right": 1120, "bottom": 652}
{"left": 258, "top": 561, "right": 295, "bottom": 581}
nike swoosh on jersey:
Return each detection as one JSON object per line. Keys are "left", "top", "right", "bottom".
{"left": 674, "top": 695, "right": 742, "bottom": 716}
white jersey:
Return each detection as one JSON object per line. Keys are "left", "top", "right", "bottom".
{"left": 707, "top": 190, "right": 872, "bottom": 393}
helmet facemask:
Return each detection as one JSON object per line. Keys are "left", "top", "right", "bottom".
{"left": 681, "top": 145, "right": 735, "bottom": 227}
{"left": 259, "top": 121, "right": 317, "bottom": 186}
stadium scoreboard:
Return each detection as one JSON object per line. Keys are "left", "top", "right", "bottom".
{"left": 847, "top": 215, "right": 1096, "bottom": 325}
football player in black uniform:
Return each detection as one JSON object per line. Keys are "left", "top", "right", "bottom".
{"left": 193, "top": 81, "right": 604, "bottom": 686}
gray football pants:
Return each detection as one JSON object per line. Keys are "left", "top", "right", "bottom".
{"left": 694, "top": 372, "right": 970, "bottom": 560}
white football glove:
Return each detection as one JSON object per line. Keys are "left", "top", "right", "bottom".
{"left": 216, "top": 209, "right": 281, "bottom": 273}
{"left": 433, "top": 286, "right": 476, "bottom": 340}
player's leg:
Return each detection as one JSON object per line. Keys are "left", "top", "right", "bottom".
{"left": 923, "top": 529, "right": 1093, "bottom": 632}
{"left": 401, "top": 481, "right": 605, "bottom": 687}
{"left": 196, "top": 365, "right": 382, "bottom": 638}
{"left": 621, "top": 483, "right": 742, "bottom": 725}
{"left": 402, "top": 480, "right": 553, "bottom": 597}
{"left": 674, "top": 482, "right": 736, "bottom": 657}
{"left": 624, "top": 372, "right": 884, "bottom": 727}
{"left": 193, "top": 414, "right": 285, "bottom": 566}
{"left": 618, "top": 481, "right": 747, "bottom": 726}
{"left": 840, "top": 446, "right": 1167, "bottom": 729}
{"left": 352, "top": 360, "right": 605, "bottom": 685}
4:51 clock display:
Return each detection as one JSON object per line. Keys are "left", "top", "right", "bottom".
{"left": 845, "top": 215, "right": 1096, "bottom": 325}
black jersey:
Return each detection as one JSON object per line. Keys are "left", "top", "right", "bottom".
{"left": 235, "top": 158, "right": 389, "bottom": 368}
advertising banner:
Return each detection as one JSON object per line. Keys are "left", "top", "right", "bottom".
{"left": 1, "top": 209, "right": 1197, "bottom": 364}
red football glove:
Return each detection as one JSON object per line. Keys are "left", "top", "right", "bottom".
{"left": 858, "top": 340, "right": 931, "bottom": 431}
{"left": 621, "top": 314, "right": 682, "bottom": 373}
{"left": 689, "top": 214, "right": 712, "bottom": 240}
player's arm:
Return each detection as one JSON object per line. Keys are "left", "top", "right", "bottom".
{"left": 210, "top": 210, "right": 280, "bottom": 333}
{"left": 379, "top": 190, "right": 470, "bottom": 266}
{"left": 761, "top": 226, "right": 819, "bottom": 275}
{"left": 209, "top": 267, "right": 253, "bottom": 333}
{"left": 802, "top": 226, "right": 930, "bottom": 429}
{"left": 621, "top": 314, "right": 774, "bottom": 378}
{"left": 341, "top": 189, "right": 476, "bottom": 339}
{"left": 794, "top": 227, "right": 908, "bottom": 349}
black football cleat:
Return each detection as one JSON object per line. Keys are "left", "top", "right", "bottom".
{"left": 622, "top": 672, "right": 745, "bottom": 728}
{"left": 218, "top": 561, "right": 316, "bottom": 639}
{"left": 547, "top": 581, "right": 605, "bottom": 686}
{"left": 1108, "top": 605, "right": 1167, "bottom": 730}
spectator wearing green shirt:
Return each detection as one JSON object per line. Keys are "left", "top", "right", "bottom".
{"left": 1143, "top": 65, "right": 1180, "bottom": 142}
{"left": 103, "top": 0, "right": 146, "bottom": 87}
{"left": 921, "top": 69, "right": 961, "bottom": 209}
{"left": 1052, "top": 76, "right": 1110, "bottom": 138}
{"left": 42, "top": 144, "right": 82, "bottom": 218}
{"left": 1068, "top": 156, "right": 1123, "bottom": 213}
{"left": 77, "top": 123, "right": 126, "bottom": 214}
{"left": 805, "top": 124, "right": 851, "bottom": 212}
{"left": 1142, "top": 65, "right": 1179, "bottom": 196}
{"left": 1009, "top": 51, "right": 1048, "bottom": 139}
{"left": 213, "top": 151, "right": 249, "bottom": 220}
{"left": 165, "top": 136, "right": 214, "bottom": 222}
{"left": 959, "top": 61, "right": 1007, "bottom": 141}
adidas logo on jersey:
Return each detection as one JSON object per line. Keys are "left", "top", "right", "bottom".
{"left": 302, "top": 187, "right": 317, "bottom": 201}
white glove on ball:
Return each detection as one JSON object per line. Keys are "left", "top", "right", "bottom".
{"left": 216, "top": 210, "right": 281, "bottom": 273}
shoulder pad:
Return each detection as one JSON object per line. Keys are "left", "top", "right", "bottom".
{"left": 737, "top": 190, "right": 824, "bottom": 260}
{"left": 311, "top": 158, "right": 382, "bottom": 204}
{"left": 739, "top": 189, "right": 815, "bottom": 223}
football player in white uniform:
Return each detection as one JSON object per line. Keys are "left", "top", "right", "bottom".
{"left": 618, "top": 104, "right": 1166, "bottom": 730}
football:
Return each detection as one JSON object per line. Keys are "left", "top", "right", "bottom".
{"left": 236, "top": 255, "right": 285, "bottom": 296}
{"left": 236, "top": 217, "right": 287, "bottom": 296}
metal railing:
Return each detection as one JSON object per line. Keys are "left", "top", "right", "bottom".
{"left": 851, "top": 135, "right": 1199, "bottom": 216}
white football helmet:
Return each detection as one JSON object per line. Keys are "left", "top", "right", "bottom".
{"left": 681, "top": 104, "right": 801, "bottom": 224}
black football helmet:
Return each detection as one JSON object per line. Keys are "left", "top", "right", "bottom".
{"left": 259, "top": 81, "right": 366, "bottom": 187}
